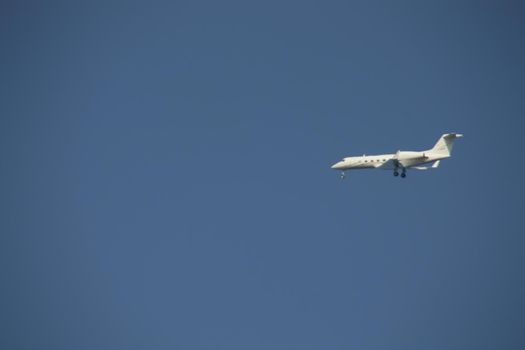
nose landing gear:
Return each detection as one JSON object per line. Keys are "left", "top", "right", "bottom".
{"left": 340, "top": 171, "right": 346, "bottom": 180}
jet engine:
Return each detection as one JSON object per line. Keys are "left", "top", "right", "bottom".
{"left": 395, "top": 151, "right": 427, "bottom": 160}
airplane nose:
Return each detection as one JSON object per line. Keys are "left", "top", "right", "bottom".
{"left": 331, "top": 162, "right": 342, "bottom": 169}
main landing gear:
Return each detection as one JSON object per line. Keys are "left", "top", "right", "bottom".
{"left": 394, "top": 168, "right": 407, "bottom": 178}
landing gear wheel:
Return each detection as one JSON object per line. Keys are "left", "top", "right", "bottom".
{"left": 401, "top": 173, "right": 406, "bottom": 178}
{"left": 340, "top": 172, "right": 346, "bottom": 180}
{"left": 393, "top": 171, "right": 399, "bottom": 177}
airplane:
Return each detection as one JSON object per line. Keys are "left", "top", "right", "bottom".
{"left": 331, "top": 133, "right": 463, "bottom": 179}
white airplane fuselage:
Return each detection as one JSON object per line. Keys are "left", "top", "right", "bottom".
{"left": 331, "top": 152, "right": 445, "bottom": 170}
{"left": 331, "top": 133, "right": 463, "bottom": 178}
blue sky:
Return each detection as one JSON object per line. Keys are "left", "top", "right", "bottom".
{"left": 1, "top": 1, "right": 524, "bottom": 349}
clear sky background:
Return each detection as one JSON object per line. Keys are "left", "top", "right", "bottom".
{"left": 1, "top": 1, "right": 524, "bottom": 349}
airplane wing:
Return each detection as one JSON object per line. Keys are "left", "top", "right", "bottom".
{"left": 412, "top": 160, "right": 440, "bottom": 170}
{"left": 375, "top": 159, "right": 399, "bottom": 170}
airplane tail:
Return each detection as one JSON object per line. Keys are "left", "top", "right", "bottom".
{"left": 429, "top": 133, "right": 463, "bottom": 156}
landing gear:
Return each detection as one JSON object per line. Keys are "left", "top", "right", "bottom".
{"left": 394, "top": 168, "right": 407, "bottom": 178}
{"left": 340, "top": 171, "right": 346, "bottom": 180}
{"left": 393, "top": 158, "right": 407, "bottom": 178}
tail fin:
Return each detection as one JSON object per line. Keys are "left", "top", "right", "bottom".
{"left": 429, "top": 133, "right": 463, "bottom": 156}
